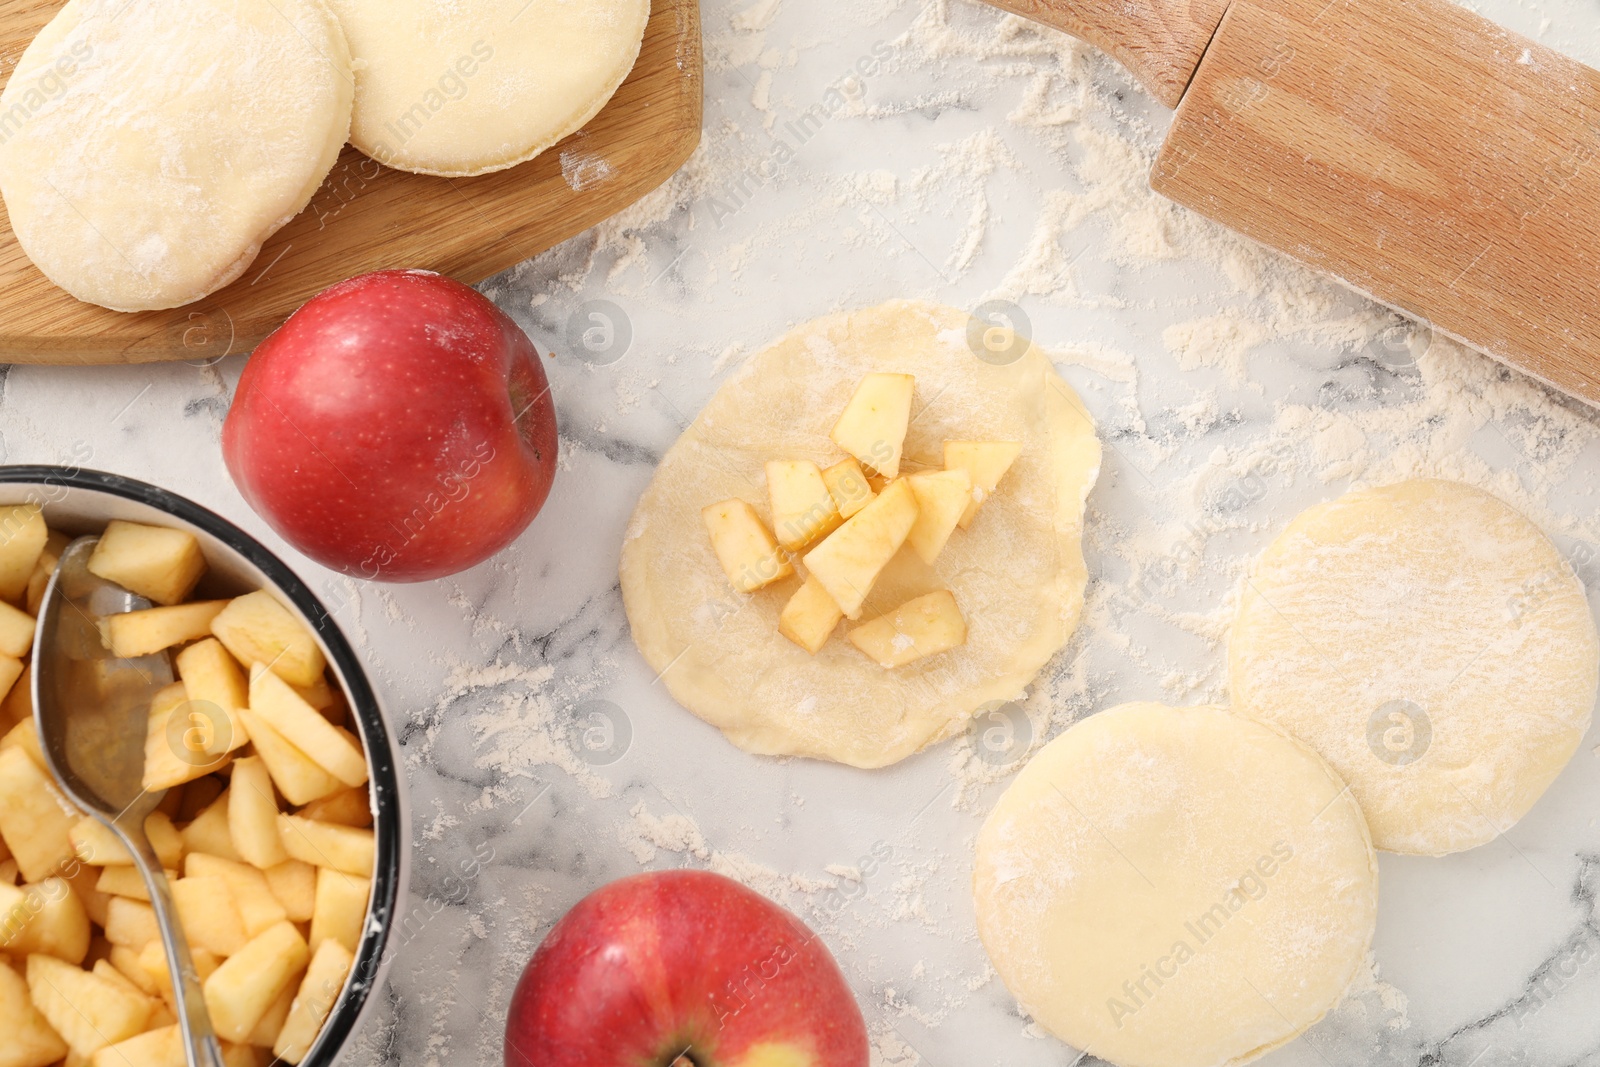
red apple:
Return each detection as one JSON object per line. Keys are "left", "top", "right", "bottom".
{"left": 222, "top": 269, "right": 558, "bottom": 582}
{"left": 506, "top": 870, "right": 870, "bottom": 1067}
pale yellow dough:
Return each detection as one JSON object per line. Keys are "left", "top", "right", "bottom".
{"left": 326, "top": 0, "right": 650, "bottom": 177}
{"left": 973, "top": 703, "right": 1377, "bottom": 1067}
{"left": 1229, "top": 479, "right": 1599, "bottom": 856}
{"left": 0, "top": 0, "right": 353, "bottom": 312}
{"left": 619, "top": 300, "right": 1101, "bottom": 768}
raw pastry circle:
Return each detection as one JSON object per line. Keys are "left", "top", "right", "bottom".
{"left": 0, "top": 0, "right": 353, "bottom": 312}
{"left": 619, "top": 300, "right": 1102, "bottom": 768}
{"left": 973, "top": 703, "right": 1377, "bottom": 1067}
{"left": 1229, "top": 479, "right": 1599, "bottom": 856}
{"left": 326, "top": 0, "right": 650, "bottom": 177}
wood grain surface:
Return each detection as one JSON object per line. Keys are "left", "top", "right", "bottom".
{"left": 0, "top": 0, "right": 702, "bottom": 365}
{"left": 1152, "top": 0, "right": 1600, "bottom": 404}
{"left": 981, "top": 0, "right": 1230, "bottom": 107}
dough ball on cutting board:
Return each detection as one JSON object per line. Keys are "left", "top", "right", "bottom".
{"left": 973, "top": 703, "right": 1377, "bottom": 1067}
{"left": 1229, "top": 479, "right": 1599, "bottom": 856}
{"left": 619, "top": 300, "right": 1102, "bottom": 768}
{"left": 325, "top": 0, "right": 650, "bottom": 177}
{"left": 0, "top": 0, "right": 353, "bottom": 312}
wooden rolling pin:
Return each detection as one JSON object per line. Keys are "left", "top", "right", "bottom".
{"left": 986, "top": 0, "right": 1600, "bottom": 405}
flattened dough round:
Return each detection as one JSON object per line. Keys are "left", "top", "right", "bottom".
{"left": 1229, "top": 479, "right": 1599, "bottom": 856}
{"left": 0, "top": 0, "right": 353, "bottom": 312}
{"left": 620, "top": 300, "right": 1101, "bottom": 768}
{"left": 326, "top": 0, "right": 649, "bottom": 177}
{"left": 973, "top": 703, "right": 1377, "bottom": 1067}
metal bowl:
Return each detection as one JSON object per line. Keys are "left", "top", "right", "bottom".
{"left": 0, "top": 465, "right": 407, "bottom": 1066}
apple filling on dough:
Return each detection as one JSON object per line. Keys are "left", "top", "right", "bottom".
{"left": 619, "top": 300, "right": 1102, "bottom": 768}
{"left": 701, "top": 372, "right": 1019, "bottom": 667}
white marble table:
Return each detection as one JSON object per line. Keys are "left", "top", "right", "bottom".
{"left": 5, "top": 0, "right": 1600, "bottom": 1063}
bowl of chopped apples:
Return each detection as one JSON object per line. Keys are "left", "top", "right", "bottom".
{"left": 0, "top": 466, "right": 406, "bottom": 1067}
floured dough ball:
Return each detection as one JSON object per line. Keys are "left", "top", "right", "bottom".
{"left": 1229, "top": 479, "right": 1599, "bottom": 856}
{"left": 619, "top": 300, "right": 1102, "bottom": 768}
{"left": 973, "top": 703, "right": 1377, "bottom": 1067}
{"left": 0, "top": 0, "right": 353, "bottom": 312}
{"left": 326, "top": 0, "right": 650, "bottom": 177}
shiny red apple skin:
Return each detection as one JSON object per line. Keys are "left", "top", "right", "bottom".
{"left": 505, "top": 870, "right": 870, "bottom": 1067}
{"left": 222, "top": 269, "right": 557, "bottom": 582}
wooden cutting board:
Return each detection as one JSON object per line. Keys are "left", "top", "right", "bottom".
{"left": 0, "top": 0, "right": 702, "bottom": 364}
{"left": 987, "top": 0, "right": 1600, "bottom": 407}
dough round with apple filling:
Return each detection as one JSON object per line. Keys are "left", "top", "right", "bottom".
{"left": 0, "top": 0, "right": 353, "bottom": 312}
{"left": 1229, "top": 479, "right": 1599, "bottom": 856}
{"left": 324, "top": 0, "right": 650, "bottom": 177}
{"left": 973, "top": 703, "right": 1378, "bottom": 1067}
{"left": 620, "top": 300, "right": 1102, "bottom": 768}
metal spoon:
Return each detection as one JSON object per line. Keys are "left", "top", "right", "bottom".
{"left": 33, "top": 537, "right": 226, "bottom": 1067}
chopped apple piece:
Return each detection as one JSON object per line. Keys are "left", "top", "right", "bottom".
{"left": 0, "top": 657, "right": 21, "bottom": 711}
{"left": 831, "top": 373, "right": 914, "bottom": 479}
{"left": 848, "top": 590, "right": 968, "bottom": 668}
{"left": 297, "top": 788, "right": 372, "bottom": 829}
{"left": 69, "top": 817, "right": 130, "bottom": 867}
{"left": 277, "top": 816, "right": 374, "bottom": 878}
{"left": 272, "top": 938, "right": 353, "bottom": 1063}
{"left": 0, "top": 506, "right": 48, "bottom": 606}
{"left": 95, "top": 866, "right": 177, "bottom": 903}
{"left": 777, "top": 577, "right": 843, "bottom": 655}
{"left": 90, "top": 1025, "right": 181, "bottom": 1067}
{"left": 23, "top": 531, "right": 70, "bottom": 618}
{"left": 144, "top": 683, "right": 227, "bottom": 792}
{"left": 247, "top": 668, "right": 366, "bottom": 789}
{"left": 173, "top": 639, "right": 249, "bottom": 756}
{"left": 61, "top": 862, "right": 111, "bottom": 928}
{"left": 209, "top": 593, "right": 326, "bottom": 689}
{"left": 103, "top": 897, "right": 159, "bottom": 951}
{"left": 180, "top": 795, "right": 242, "bottom": 863}
{"left": 86, "top": 522, "right": 207, "bottom": 607}
{"left": 765, "top": 461, "right": 842, "bottom": 552}
{"left": 229, "top": 758, "right": 288, "bottom": 869}
{"left": 308, "top": 870, "right": 369, "bottom": 955}
{"left": 26, "top": 953, "right": 153, "bottom": 1056}
{"left": 0, "top": 602, "right": 34, "bottom": 660}
{"left": 247, "top": 983, "right": 296, "bottom": 1050}
{"left": 702, "top": 500, "right": 793, "bottom": 594}
{"left": 262, "top": 861, "right": 317, "bottom": 924}
{"left": 290, "top": 675, "right": 335, "bottom": 712}
{"left": 0, "top": 957, "right": 68, "bottom": 1067}
{"left": 104, "top": 601, "right": 228, "bottom": 660}
{"left": 1, "top": 878, "right": 90, "bottom": 964}
{"left": 801, "top": 478, "right": 919, "bottom": 619}
{"left": 236, "top": 711, "right": 341, "bottom": 808}
{"left": 202, "top": 922, "right": 309, "bottom": 1043}
{"left": 0, "top": 747, "right": 78, "bottom": 883}
{"left": 107, "top": 945, "right": 158, "bottom": 996}
{"left": 821, "top": 458, "right": 875, "bottom": 519}
{"left": 173, "top": 876, "right": 249, "bottom": 957}
{"left": 184, "top": 855, "right": 287, "bottom": 938}
{"left": 944, "top": 441, "right": 1023, "bottom": 528}
{"left": 0, "top": 718, "right": 44, "bottom": 770}
{"left": 137, "top": 941, "right": 220, "bottom": 1008}
{"left": 905, "top": 469, "right": 974, "bottom": 564}
{"left": 146, "top": 814, "right": 183, "bottom": 871}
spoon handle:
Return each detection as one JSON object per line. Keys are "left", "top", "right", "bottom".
{"left": 120, "top": 824, "right": 229, "bottom": 1067}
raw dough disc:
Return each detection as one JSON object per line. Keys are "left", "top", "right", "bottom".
{"left": 325, "top": 0, "right": 650, "bottom": 177}
{"left": 1229, "top": 479, "right": 1599, "bottom": 856}
{"left": 0, "top": 0, "right": 353, "bottom": 312}
{"left": 973, "top": 703, "right": 1377, "bottom": 1067}
{"left": 619, "top": 300, "right": 1102, "bottom": 768}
